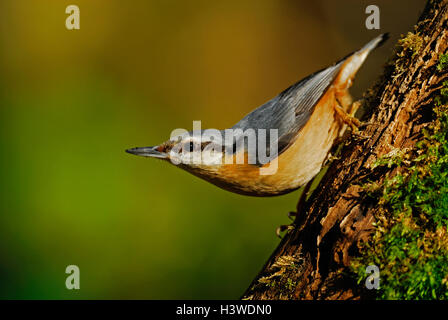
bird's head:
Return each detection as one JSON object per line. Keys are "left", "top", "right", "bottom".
{"left": 126, "top": 130, "right": 231, "bottom": 174}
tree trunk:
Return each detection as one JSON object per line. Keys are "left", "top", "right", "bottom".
{"left": 243, "top": 0, "right": 448, "bottom": 300}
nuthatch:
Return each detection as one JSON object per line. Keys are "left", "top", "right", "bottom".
{"left": 127, "top": 34, "right": 388, "bottom": 197}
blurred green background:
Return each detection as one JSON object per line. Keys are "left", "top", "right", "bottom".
{"left": 0, "top": 0, "right": 425, "bottom": 299}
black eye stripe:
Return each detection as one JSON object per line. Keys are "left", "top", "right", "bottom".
{"left": 179, "top": 141, "right": 215, "bottom": 152}
{"left": 182, "top": 141, "right": 198, "bottom": 152}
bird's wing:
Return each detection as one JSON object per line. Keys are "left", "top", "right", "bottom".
{"left": 231, "top": 34, "right": 388, "bottom": 161}
{"left": 231, "top": 61, "right": 344, "bottom": 157}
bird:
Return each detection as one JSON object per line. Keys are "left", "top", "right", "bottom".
{"left": 126, "top": 34, "right": 388, "bottom": 197}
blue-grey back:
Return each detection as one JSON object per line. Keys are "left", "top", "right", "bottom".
{"left": 231, "top": 60, "right": 345, "bottom": 155}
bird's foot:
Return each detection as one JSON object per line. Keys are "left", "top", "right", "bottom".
{"left": 334, "top": 104, "right": 361, "bottom": 132}
{"left": 324, "top": 152, "right": 340, "bottom": 166}
{"left": 288, "top": 211, "right": 297, "bottom": 221}
{"left": 276, "top": 224, "right": 295, "bottom": 238}
{"left": 276, "top": 180, "right": 314, "bottom": 238}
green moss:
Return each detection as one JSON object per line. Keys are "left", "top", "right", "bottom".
{"left": 398, "top": 32, "right": 424, "bottom": 58}
{"left": 371, "top": 147, "right": 411, "bottom": 170}
{"left": 437, "top": 53, "right": 448, "bottom": 71}
{"left": 252, "top": 255, "right": 303, "bottom": 298}
{"left": 285, "top": 278, "right": 296, "bottom": 292}
{"left": 435, "top": 80, "right": 448, "bottom": 106}
{"left": 394, "top": 32, "right": 425, "bottom": 76}
{"left": 351, "top": 73, "right": 448, "bottom": 299}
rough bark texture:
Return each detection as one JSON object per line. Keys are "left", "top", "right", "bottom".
{"left": 243, "top": 0, "right": 448, "bottom": 300}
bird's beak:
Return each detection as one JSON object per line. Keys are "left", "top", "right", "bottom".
{"left": 125, "top": 146, "right": 168, "bottom": 159}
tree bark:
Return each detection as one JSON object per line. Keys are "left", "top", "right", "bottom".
{"left": 243, "top": 0, "right": 448, "bottom": 300}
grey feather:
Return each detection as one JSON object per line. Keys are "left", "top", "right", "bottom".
{"left": 231, "top": 61, "right": 344, "bottom": 158}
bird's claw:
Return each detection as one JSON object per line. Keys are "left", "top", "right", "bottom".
{"left": 288, "top": 211, "right": 297, "bottom": 221}
{"left": 276, "top": 224, "right": 294, "bottom": 238}
{"left": 334, "top": 102, "right": 361, "bottom": 132}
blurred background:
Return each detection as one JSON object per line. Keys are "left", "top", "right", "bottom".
{"left": 0, "top": 0, "right": 426, "bottom": 299}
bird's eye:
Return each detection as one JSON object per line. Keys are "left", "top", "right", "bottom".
{"left": 182, "top": 141, "right": 194, "bottom": 152}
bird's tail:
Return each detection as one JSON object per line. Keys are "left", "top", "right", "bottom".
{"left": 335, "top": 33, "right": 389, "bottom": 89}
{"left": 360, "top": 33, "right": 389, "bottom": 53}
